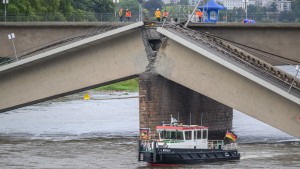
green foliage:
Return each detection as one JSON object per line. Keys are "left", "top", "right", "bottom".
{"left": 291, "top": 0, "right": 300, "bottom": 21}
{"left": 0, "top": 0, "right": 115, "bottom": 21}
{"left": 96, "top": 78, "right": 139, "bottom": 92}
{"left": 268, "top": 2, "right": 277, "bottom": 12}
{"left": 279, "top": 11, "right": 295, "bottom": 23}
{"left": 144, "top": 0, "right": 164, "bottom": 16}
{"left": 119, "top": 0, "right": 139, "bottom": 11}
{"left": 179, "top": 0, "right": 189, "bottom": 5}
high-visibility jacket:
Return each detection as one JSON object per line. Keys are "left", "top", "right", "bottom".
{"left": 126, "top": 11, "right": 132, "bottom": 17}
{"left": 196, "top": 11, "right": 203, "bottom": 17}
{"left": 163, "top": 11, "right": 169, "bottom": 17}
{"left": 155, "top": 10, "right": 161, "bottom": 18}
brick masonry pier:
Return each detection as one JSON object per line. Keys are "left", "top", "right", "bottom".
{"left": 139, "top": 74, "right": 233, "bottom": 140}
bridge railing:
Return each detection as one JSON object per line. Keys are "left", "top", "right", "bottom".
{"left": 0, "top": 12, "right": 142, "bottom": 22}
{"left": 0, "top": 23, "right": 124, "bottom": 67}
{"left": 0, "top": 12, "right": 298, "bottom": 23}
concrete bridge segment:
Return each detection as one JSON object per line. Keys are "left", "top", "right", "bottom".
{"left": 0, "top": 22, "right": 148, "bottom": 112}
{"left": 188, "top": 23, "right": 300, "bottom": 66}
{"left": 156, "top": 27, "right": 300, "bottom": 138}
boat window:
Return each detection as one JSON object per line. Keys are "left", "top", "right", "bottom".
{"left": 176, "top": 131, "right": 183, "bottom": 140}
{"left": 202, "top": 129, "right": 208, "bottom": 139}
{"left": 160, "top": 131, "right": 183, "bottom": 140}
{"left": 185, "top": 131, "right": 192, "bottom": 140}
{"left": 197, "top": 130, "right": 201, "bottom": 139}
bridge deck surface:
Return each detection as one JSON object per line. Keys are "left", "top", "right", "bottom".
{"left": 157, "top": 26, "right": 300, "bottom": 105}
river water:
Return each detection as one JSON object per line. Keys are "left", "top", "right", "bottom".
{"left": 0, "top": 66, "right": 300, "bottom": 168}
{"left": 0, "top": 91, "right": 299, "bottom": 169}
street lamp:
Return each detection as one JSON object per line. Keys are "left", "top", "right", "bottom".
{"left": 137, "top": 0, "right": 144, "bottom": 21}
{"left": 8, "top": 33, "right": 18, "bottom": 61}
{"left": 113, "top": 0, "right": 119, "bottom": 21}
{"left": 3, "top": 0, "right": 9, "bottom": 22}
{"left": 244, "top": 0, "right": 248, "bottom": 19}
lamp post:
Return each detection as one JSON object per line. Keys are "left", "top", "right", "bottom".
{"left": 244, "top": 0, "right": 248, "bottom": 19}
{"left": 3, "top": 0, "right": 9, "bottom": 22}
{"left": 137, "top": 0, "right": 144, "bottom": 21}
{"left": 113, "top": 0, "right": 119, "bottom": 21}
{"left": 8, "top": 33, "right": 18, "bottom": 61}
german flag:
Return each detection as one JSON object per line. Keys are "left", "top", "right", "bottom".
{"left": 225, "top": 131, "right": 237, "bottom": 142}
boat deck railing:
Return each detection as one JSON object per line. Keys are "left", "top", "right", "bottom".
{"left": 223, "top": 143, "right": 239, "bottom": 150}
{"left": 139, "top": 140, "right": 156, "bottom": 152}
{"left": 139, "top": 139, "right": 238, "bottom": 152}
{"left": 208, "top": 140, "right": 224, "bottom": 149}
{"left": 208, "top": 140, "right": 238, "bottom": 150}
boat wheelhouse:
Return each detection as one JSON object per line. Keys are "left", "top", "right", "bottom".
{"left": 138, "top": 117, "right": 240, "bottom": 164}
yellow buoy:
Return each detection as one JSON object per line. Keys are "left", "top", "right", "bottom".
{"left": 84, "top": 93, "right": 90, "bottom": 100}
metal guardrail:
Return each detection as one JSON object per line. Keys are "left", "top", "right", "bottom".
{"left": 0, "top": 24, "right": 126, "bottom": 67}
{"left": 0, "top": 13, "right": 142, "bottom": 22}
{"left": 0, "top": 12, "right": 298, "bottom": 23}
{"left": 223, "top": 143, "right": 238, "bottom": 150}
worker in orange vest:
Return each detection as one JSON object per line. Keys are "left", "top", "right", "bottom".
{"left": 125, "top": 9, "right": 132, "bottom": 22}
{"left": 155, "top": 8, "right": 161, "bottom": 22}
{"left": 162, "top": 10, "right": 169, "bottom": 22}
{"left": 196, "top": 9, "right": 203, "bottom": 22}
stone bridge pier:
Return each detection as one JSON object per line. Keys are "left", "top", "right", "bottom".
{"left": 139, "top": 74, "right": 233, "bottom": 140}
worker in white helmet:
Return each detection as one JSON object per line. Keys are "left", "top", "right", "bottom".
{"left": 155, "top": 8, "right": 161, "bottom": 22}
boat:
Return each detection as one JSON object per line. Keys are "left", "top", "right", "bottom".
{"left": 138, "top": 116, "right": 240, "bottom": 164}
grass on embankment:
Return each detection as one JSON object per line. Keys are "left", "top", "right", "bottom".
{"left": 95, "top": 78, "right": 139, "bottom": 92}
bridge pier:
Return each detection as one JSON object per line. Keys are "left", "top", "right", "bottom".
{"left": 139, "top": 74, "right": 233, "bottom": 140}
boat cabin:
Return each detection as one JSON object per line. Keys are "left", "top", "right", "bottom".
{"left": 156, "top": 124, "right": 209, "bottom": 149}
{"left": 138, "top": 117, "right": 240, "bottom": 164}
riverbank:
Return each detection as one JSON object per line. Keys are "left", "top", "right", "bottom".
{"left": 95, "top": 78, "right": 138, "bottom": 92}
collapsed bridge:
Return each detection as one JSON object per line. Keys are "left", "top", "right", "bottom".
{"left": 0, "top": 21, "right": 299, "bottom": 139}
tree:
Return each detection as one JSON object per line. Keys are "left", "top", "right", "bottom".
{"left": 247, "top": 4, "right": 267, "bottom": 22}
{"left": 179, "top": 0, "right": 189, "bottom": 5}
{"left": 269, "top": 2, "right": 277, "bottom": 13}
{"left": 72, "top": 0, "right": 115, "bottom": 21}
{"left": 279, "top": 11, "right": 295, "bottom": 22}
{"left": 291, "top": 0, "right": 300, "bottom": 21}
{"left": 0, "top": 0, "right": 116, "bottom": 22}
{"left": 144, "top": 0, "right": 164, "bottom": 17}
{"left": 72, "top": 0, "right": 114, "bottom": 13}
{"left": 119, "top": 0, "right": 140, "bottom": 14}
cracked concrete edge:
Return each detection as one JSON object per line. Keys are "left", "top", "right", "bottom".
{"left": 140, "top": 27, "right": 157, "bottom": 75}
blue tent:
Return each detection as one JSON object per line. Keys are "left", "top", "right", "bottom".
{"left": 198, "top": 0, "right": 226, "bottom": 23}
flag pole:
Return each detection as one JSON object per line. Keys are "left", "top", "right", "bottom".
{"left": 224, "top": 130, "right": 228, "bottom": 140}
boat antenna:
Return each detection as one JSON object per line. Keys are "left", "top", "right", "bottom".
{"left": 201, "top": 111, "right": 203, "bottom": 126}
{"left": 177, "top": 111, "right": 180, "bottom": 122}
